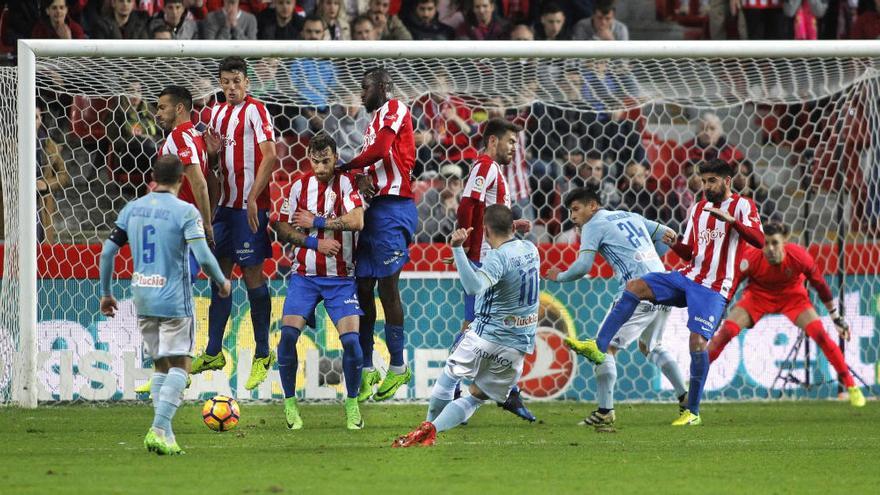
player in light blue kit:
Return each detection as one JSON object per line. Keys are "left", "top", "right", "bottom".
{"left": 547, "top": 187, "right": 688, "bottom": 428}
{"left": 99, "top": 155, "right": 231, "bottom": 456}
{"left": 393, "top": 205, "right": 540, "bottom": 447}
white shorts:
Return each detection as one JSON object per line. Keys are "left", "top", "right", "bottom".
{"left": 445, "top": 331, "right": 524, "bottom": 403}
{"left": 605, "top": 301, "right": 671, "bottom": 351}
{"left": 139, "top": 316, "right": 195, "bottom": 359}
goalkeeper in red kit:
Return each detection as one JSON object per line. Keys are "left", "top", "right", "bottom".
{"left": 708, "top": 222, "right": 866, "bottom": 407}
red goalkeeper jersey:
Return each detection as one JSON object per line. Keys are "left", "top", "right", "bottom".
{"left": 741, "top": 243, "right": 833, "bottom": 303}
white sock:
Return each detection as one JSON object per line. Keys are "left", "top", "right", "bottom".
{"left": 388, "top": 364, "right": 407, "bottom": 374}
{"left": 595, "top": 354, "right": 617, "bottom": 411}
{"left": 649, "top": 347, "right": 687, "bottom": 397}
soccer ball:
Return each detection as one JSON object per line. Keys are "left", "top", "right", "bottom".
{"left": 202, "top": 395, "right": 240, "bottom": 432}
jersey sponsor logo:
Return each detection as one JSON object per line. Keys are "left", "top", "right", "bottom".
{"left": 503, "top": 313, "right": 538, "bottom": 328}
{"left": 131, "top": 272, "right": 167, "bottom": 288}
{"left": 383, "top": 251, "right": 405, "bottom": 266}
{"left": 740, "top": 259, "right": 750, "bottom": 272}
{"left": 694, "top": 314, "right": 718, "bottom": 332}
{"left": 472, "top": 176, "right": 486, "bottom": 193}
{"left": 179, "top": 148, "right": 192, "bottom": 159}
{"left": 698, "top": 228, "right": 726, "bottom": 245}
{"left": 279, "top": 198, "right": 290, "bottom": 216}
{"left": 324, "top": 190, "right": 337, "bottom": 213}
{"left": 519, "top": 327, "right": 575, "bottom": 399}
{"left": 222, "top": 136, "right": 236, "bottom": 148}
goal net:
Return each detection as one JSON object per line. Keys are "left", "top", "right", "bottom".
{"left": 3, "top": 40, "right": 879, "bottom": 405}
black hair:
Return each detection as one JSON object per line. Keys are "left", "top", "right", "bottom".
{"left": 484, "top": 204, "right": 514, "bottom": 235}
{"left": 308, "top": 131, "right": 338, "bottom": 155}
{"left": 585, "top": 150, "right": 602, "bottom": 161}
{"left": 218, "top": 56, "right": 248, "bottom": 78}
{"left": 763, "top": 221, "right": 790, "bottom": 237}
{"left": 353, "top": 14, "right": 375, "bottom": 27}
{"left": 698, "top": 158, "right": 734, "bottom": 178}
{"left": 595, "top": 0, "right": 617, "bottom": 14}
{"left": 481, "top": 118, "right": 522, "bottom": 147}
{"left": 158, "top": 85, "right": 193, "bottom": 112}
{"left": 541, "top": 1, "right": 564, "bottom": 15}
{"left": 303, "top": 14, "right": 327, "bottom": 28}
{"left": 363, "top": 66, "right": 392, "bottom": 84}
{"left": 153, "top": 155, "right": 184, "bottom": 186}
{"left": 564, "top": 187, "right": 601, "bottom": 209}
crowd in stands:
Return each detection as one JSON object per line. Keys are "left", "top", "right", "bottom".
{"left": 5, "top": 0, "right": 879, "bottom": 245}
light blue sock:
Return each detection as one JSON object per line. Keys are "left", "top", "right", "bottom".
{"left": 150, "top": 372, "right": 166, "bottom": 414}
{"left": 432, "top": 395, "right": 484, "bottom": 433}
{"left": 595, "top": 354, "right": 617, "bottom": 411}
{"left": 152, "top": 367, "right": 187, "bottom": 438}
{"left": 649, "top": 347, "right": 688, "bottom": 397}
{"left": 426, "top": 369, "right": 459, "bottom": 422}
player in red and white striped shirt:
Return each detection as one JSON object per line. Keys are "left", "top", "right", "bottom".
{"left": 338, "top": 68, "right": 418, "bottom": 402}
{"left": 192, "top": 57, "right": 278, "bottom": 391}
{"left": 272, "top": 133, "right": 366, "bottom": 430}
{"left": 155, "top": 85, "right": 215, "bottom": 244}
{"left": 571, "top": 158, "right": 764, "bottom": 426}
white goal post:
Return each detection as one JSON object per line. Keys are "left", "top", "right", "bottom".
{"left": 9, "top": 39, "right": 880, "bottom": 408}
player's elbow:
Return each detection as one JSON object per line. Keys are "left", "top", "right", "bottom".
{"left": 349, "top": 210, "right": 365, "bottom": 231}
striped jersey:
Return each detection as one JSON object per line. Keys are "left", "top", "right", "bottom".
{"left": 741, "top": 0, "right": 782, "bottom": 8}
{"left": 506, "top": 130, "right": 531, "bottom": 202}
{"left": 462, "top": 154, "right": 510, "bottom": 261}
{"left": 361, "top": 98, "right": 416, "bottom": 198}
{"left": 679, "top": 194, "right": 763, "bottom": 299}
{"left": 208, "top": 96, "right": 275, "bottom": 210}
{"left": 279, "top": 172, "right": 363, "bottom": 277}
{"left": 159, "top": 121, "right": 208, "bottom": 207}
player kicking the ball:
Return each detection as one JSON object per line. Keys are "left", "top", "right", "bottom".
{"left": 568, "top": 158, "right": 765, "bottom": 426}
{"left": 393, "top": 205, "right": 540, "bottom": 447}
{"left": 100, "top": 155, "right": 231, "bottom": 455}
{"left": 708, "top": 221, "right": 866, "bottom": 407}
{"left": 547, "top": 187, "right": 689, "bottom": 428}
{"left": 271, "top": 133, "right": 367, "bottom": 430}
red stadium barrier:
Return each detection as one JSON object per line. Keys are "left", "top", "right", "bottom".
{"left": 0, "top": 242, "right": 875, "bottom": 279}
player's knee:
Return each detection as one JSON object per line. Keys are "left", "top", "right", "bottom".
{"left": 625, "top": 279, "right": 652, "bottom": 300}
{"left": 468, "top": 384, "right": 490, "bottom": 401}
{"left": 689, "top": 332, "right": 708, "bottom": 352}
{"left": 637, "top": 341, "right": 649, "bottom": 356}
{"left": 607, "top": 345, "right": 619, "bottom": 357}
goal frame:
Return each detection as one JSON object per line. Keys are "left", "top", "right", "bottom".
{"left": 13, "top": 38, "right": 880, "bottom": 407}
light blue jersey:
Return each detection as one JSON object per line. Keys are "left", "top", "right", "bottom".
{"left": 453, "top": 240, "right": 540, "bottom": 354}
{"left": 115, "top": 192, "right": 206, "bottom": 318}
{"left": 557, "top": 209, "right": 671, "bottom": 296}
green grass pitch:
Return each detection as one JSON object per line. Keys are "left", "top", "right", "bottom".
{"left": 1, "top": 401, "right": 877, "bottom": 494}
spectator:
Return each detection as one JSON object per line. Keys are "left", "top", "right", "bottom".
{"left": 416, "top": 164, "right": 463, "bottom": 243}
{"left": 90, "top": 0, "right": 151, "bottom": 39}
{"left": 509, "top": 23, "right": 534, "bottom": 40}
{"left": 573, "top": 0, "right": 629, "bottom": 40}
{"left": 534, "top": 2, "right": 571, "bottom": 40}
{"left": 619, "top": 162, "right": 665, "bottom": 222}
{"left": 674, "top": 112, "right": 745, "bottom": 188}
{"left": 201, "top": 0, "right": 258, "bottom": 39}
{"left": 567, "top": 150, "right": 621, "bottom": 208}
{"left": 733, "top": 159, "right": 775, "bottom": 220}
{"left": 324, "top": 98, "right": 370, "bottom": 163}
{"left": 411, "top": 71, "right": 479, "bottom": 173}
{"left": 731, "top": 0, "right": 788, "bottom": 39}
{"left": 318, "top": 0, "right": 351, "bottom": 39}
{"left": 2, "top": 1, "right": 41, "bottom": 49}
{"left": 352, "top": 14, "right": 380, "bottom": 39}
{"left": 191, "top": 77, "right": 218, "bottom": 129}
{"left": 436, "top": 0, "right": 466, "bottom": 29}
{"left": 249, "top": 57, "right": 283, "bottom": 99}
{"left": 152, "top": 24, "right": 174, "bottom": 38}
{"left": 343, "top": 0, "right": 371, "bottom": 19}
{"left": 108, "top": 81, "right": 161, "bottom": 191}
{"left": 149, "top": 0, "right": 199, "bottom": 39}
{"left": 456, "top": 0, "right": 510, "bottom": 40}
{"left": 36, "top": 103, "right": 71, "bottom": 243}
{"left": 404, "top": 0, "right": 455, "bottom": 40}
{"left": 369, "top": 0, "right": 413, "bottom": 39}
{"left": 851, "top": 0, "right": 880, "bottom": 39}
{"left": 671, "top": 161, "right": 702, "bottom": 230}
{"left": 289, "top": 17, "right": 338, "bottom": 134}
{"left": 579, "top": 59, "right": 644, "bottom": 165}
{"left": 497, "top": 0, "right": 534, "bottom": 24}
{"left": 785, "top": 1, "right": 828, "bottom": 40}
{"left": 258, "top": 0, "right": 304, "bottom": 39}
{"left": 31, "top": 0, "right": 87, "bottom": 40}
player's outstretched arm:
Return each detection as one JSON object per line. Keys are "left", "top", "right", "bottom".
{"left": 99, "top": 227, "right": 128, "bottom": 317}
{"left": 338, "top": 128, "right": 395, "bottom": 171}
{"left": 450, "top": 228, "right": 494, "bottom": 296}
{"left": 190, "top": 238, "right": 229, "bottom": 295}
{"left": 643, "top": 218, "right": 677, "bottom": 257}
{"left": 549, "top": 249, "right": 597, "bottom": 282}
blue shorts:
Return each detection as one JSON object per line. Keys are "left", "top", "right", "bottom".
{"left": 188, "top": 252, "right": 200, "bottom": 284}
{"left": 213, "top": 206, "right": 270, "bottom": 268}
{"left": 462, "top": 260, "right": 482, "bottom": 321}
{"left": 282, "top": 274, "right": 363, "bottom": 327}
{"left": 641, "top": 271, "right": 728, "bottom": 340}
{"left": 355, "top": 196, "right": 418, "bottom": 279}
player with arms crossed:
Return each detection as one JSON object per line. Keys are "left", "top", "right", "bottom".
{"left": 708, "top": 221, "right": 866, "bottom": 407}
{"left": 547, "top": 187, "right": 689, "bottom": 427}
{"left": 192, "top": 56, "right": 278, "bottom": 390}
{"left": 568, "top": 158, "right": 765, "bottom": 426}
{"left": 393, "top": 205, "right": 540, "bottom": 447}
{"left": 272, "top": 133, "right": 367, "bottom": 430}
{"left": 99, "top": 155, "right": 231, "bottom": 455}
{"left": 337, "top": 68, "right": 418, "bottom": 401}
{"left": 454, "top": 117, "right": 534, "bottom": 421}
